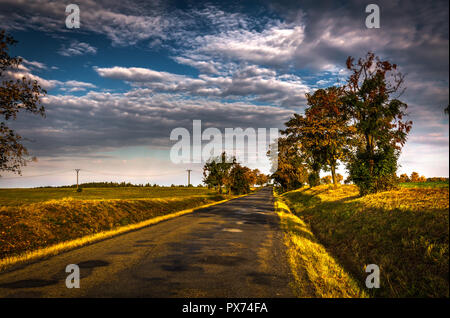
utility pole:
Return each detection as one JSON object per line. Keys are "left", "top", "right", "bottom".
{"left": 75, "top": 169, "right": 81, "bottom": 191}
{"left": 186, "top": 169, "right": 192, "bottom": 186}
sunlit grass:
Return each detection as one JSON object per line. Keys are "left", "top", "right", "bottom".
{"left": 274, "top": 195, "right": 367, "bottom": 298}
{"left": 281, "top": 184, "right": 449, "bottom": 297}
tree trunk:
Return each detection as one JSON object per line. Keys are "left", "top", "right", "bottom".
{"left": 331, "top": 164, "right": 337, "bottom": 187}
{"left": 366, "top": 133, "right": 375, "bottom": 174}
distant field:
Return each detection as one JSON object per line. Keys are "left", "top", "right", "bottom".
{"left": 399, "top": 181, "right": 449, "bottom": 188}
{"left": 0, "top": 187, "right": 215, "bottom": 207}
{"left": 280, "top": 184, "right": 449, "bottom": 298}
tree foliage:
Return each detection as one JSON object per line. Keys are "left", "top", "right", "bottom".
{"left": 227, "top": 163, "right": 252, "bottom": 194}
{"left": 344, "top": 52, "right": 412, "bottom": 195}
{"left": 281, "top": 87, "right": 355, "bottom": 187}
{"left": 0, "top": 30, "right": 46, "bottom": 176}
{"left": 399, "top": 173, "right": 410, "bottom": 183}
{"left": 270, "top": 52, "right": 412, "bottom": 196}
{"left": 202, "top": 152, "right": 235, "bottom": 193}
{"left": 268, "top": 137, "right": 308, "bottom": 191}
{"left": 202, "top": 152, "right": 263, "bottom": 194}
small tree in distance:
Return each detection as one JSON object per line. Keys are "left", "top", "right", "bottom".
{"left": 399, "top": 173, "right": 410, "bottom": 182}
{"left": 410, "top": 172, "right": 420, "bottom": 182}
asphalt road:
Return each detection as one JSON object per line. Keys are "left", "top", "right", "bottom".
{"left": 0, "top": 187, "right": 295, "bottom": 297}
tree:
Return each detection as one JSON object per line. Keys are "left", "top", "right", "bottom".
{"left": 1, "top": 30, "right": 46, "bottom": 176}
{"left": 336, "top": 173, "right": 344, "bottom": 184}
{"left": 202, "top": 152, "right": 235, "bottom": 193}
{"left": 227, "top": 163, "right": 252, "bottom": 194}
{"left": 410, "top": 171, "right": 420, "bottom": 182}
{"left": 344, "top": 52, "right": 412, "bottom": 195}
{"left": 418, "top": 175, "right": 427, "bottom": 182}
{"left": 245, "top": 168, "right": 257, "bottom": 188}
{"left": 268, "top": 136, "right": 308, "bottom": 192}
{"left": 255, "top": 170, "right": 269, "bottom": 186}
{"left": 304, "top": 86, "right": 355, "bottom": 186}
{"left": 282, "top": 87, "right": 354, "bottom": 187}
{"left": 399, "top": 173, "right": 409, "bottom": 182}
{"left": 281, "top": 114, "right": 323, "bottom": 188}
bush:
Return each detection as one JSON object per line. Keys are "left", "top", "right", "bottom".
{"left": 347, "top": 146, "right": 399, "bottom": 195}
{"left": 321, "top": 175, "right": 332, "bottom": 184}
{"left": 308, "top": 172, "right": 320, "bottom": 187}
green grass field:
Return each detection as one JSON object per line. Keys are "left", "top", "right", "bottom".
{"left": 399, "top": 181, "right": 449, "bottom": 188}
{"left": 0, "top": 186, "right": 216, "bottom": 207}
{"left": 279, "top": 184, "right": 449, "bottom": 298}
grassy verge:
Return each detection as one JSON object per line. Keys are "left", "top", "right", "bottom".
{"left": 0, "top": 192, "right": 237, "bottom": 270}
{"left": 280, "top": 184, "right": 449, "bottom": 298}
{"left": 274, "top": 192, "right": 367, "bottom": 298}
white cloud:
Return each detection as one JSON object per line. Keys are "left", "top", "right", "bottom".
{"left": 58, "top": 41, "right": 97, "bottom": 57}
{"left": 21, "top": 58, "right": 47, "bottom": 70}
{"left": 4, "top": 69, "right": 96, "bottom": 92}
{"left": 94, "top": 64, "right": 310, "bottom": 107}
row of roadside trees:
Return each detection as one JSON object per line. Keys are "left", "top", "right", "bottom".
{"left": 202, "top": 152, "right": 269, "bottom": 194}
{"left": 398, "top": 173, "right": 448, "bottom": 183}
{"left": 270, "top": 52, "right": 413, "bottom": 195}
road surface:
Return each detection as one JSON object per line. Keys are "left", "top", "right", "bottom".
{"left": 0, "top": 187, "right": 295, "bottom": 297}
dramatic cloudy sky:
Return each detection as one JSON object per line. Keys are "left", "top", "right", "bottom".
{"left": 0, "top": 0, "right": 448, "bottom": 187}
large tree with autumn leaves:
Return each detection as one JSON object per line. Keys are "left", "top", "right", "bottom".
{"left": 344, "top": 52, "right": 412, "bottom": 194}
{"left": 271, "top": 52, "right": 412, "bottom": 195}
{"left": 282, "top": 86, "right": 355, "bottom": 186}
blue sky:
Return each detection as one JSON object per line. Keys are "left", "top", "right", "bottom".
{"left": 0, "top": 0, "right": 448, "bottom": 187}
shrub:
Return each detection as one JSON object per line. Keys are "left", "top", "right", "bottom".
{"left": 321, "top": 175, "right": 332, "bottom": 184}
{"left": 347, "top": 145, "right": 399, "bottom": 195}
{"left": 308, "top": 172, "right": 320, "bottom": 187}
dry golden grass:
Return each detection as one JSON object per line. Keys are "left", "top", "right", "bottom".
{"left": 281, "top": 184, "right": 449, "bottom": 298}
{"left": 274, "top": 195, "right": 367, "bottom": 298}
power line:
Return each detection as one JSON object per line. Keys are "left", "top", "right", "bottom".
{"left": 0, "top": 168, "right": 194, "bottom": 181}
{"left": 81, "top": 169, "right": 185, "bottom": 178}
{"left": 0, "top": 169, "right": 74, "bottom": 180}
